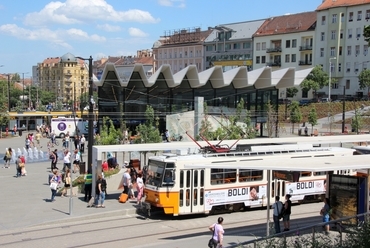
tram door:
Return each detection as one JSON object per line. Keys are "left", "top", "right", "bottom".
{"left": 178, "top": 169, "right": 205, "bottom": 214}
{"left": 272, "top": 179, "right": 285, "bottom": 201}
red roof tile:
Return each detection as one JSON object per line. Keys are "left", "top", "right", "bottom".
{"left": 253, "top": 12, "right": 316, "bottom": 37}
{"left": 317, "top": 0, "right": 370, "bottom": 11}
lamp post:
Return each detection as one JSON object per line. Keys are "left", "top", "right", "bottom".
{"left": 342, "top": 86, "right": 346, "bottom": 133}
{"left": 7, "top": 74, "right": 10, "bottom": 112}
{"left": 328, "top": 57, "right": 336, "bottom": 101}
{"left": 76, "top": 56, "right": 94, "bottom": 170}
{"left": 22, "top": 72, "right": 29, "bottom": 110}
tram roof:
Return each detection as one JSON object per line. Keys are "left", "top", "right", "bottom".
{"left": 92, "top": 134, "right": 370, "bottom": 160}
{"left": 183, "top": 154, "right": 370, "bottom": 172}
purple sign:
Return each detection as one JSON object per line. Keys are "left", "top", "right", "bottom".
{"left": 58, "top": 122, "right": 66, "bottom": 131}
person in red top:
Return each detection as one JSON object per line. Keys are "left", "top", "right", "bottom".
{"left": 102, "top": 160, "right": 108, "bottom": 171}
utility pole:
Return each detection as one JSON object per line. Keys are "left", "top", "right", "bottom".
{"left": 341, "top": 86, "right": 346, "bottom": 133}
{"left": 7, "top": 74, "right": 10, "bottom": 112}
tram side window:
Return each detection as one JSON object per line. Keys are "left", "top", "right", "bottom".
{"left": 238, "top": 169, "right": 263, "bottom": 182}
{"left": 301, "top": 171, "right": 312, "bottom": 177}
{"left": 210, "top": 168, "right": 236, "bottom": 185}
{"left": 314, "top": 171, "right": 326, "bottom": 176}
{"left": 200, "top": 170, "right": 204, "bottom": 187}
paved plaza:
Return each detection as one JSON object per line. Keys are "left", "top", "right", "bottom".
{"left": 0, "top": 133, "right": 137, "bottom": 231}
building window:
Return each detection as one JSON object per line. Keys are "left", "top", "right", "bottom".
{"left": 332, "top": 14, "right": 337, "bottom": 23}
{"left": 364, "top": 45, "right": 368, "bottom": 56}
{"left": 341, "top": 13, "right": 345, "bottom": 22}
{"left": 346, "top": 80, "right": 350, "bottom": 89}
{"left": 349, "top": 12, "right": 353, "bottom": 21}
{"left": 190, "top": 50, "right": 193, "bottom": 57}
{"left": 243, "top": 42, "right": 251, "bottom": 49}
{"left": 330, "top": 47, "right": 335, "bottom": 57}
{"left": 262, "top": 42, "right": 266, "bottom": 50}
{"left": 261, "top": 56, "right": 266, "bottom": 63}
{"left": 348, "top": 28, "right": 352, "bottom": 38}
{"left": 338, "top": 63, "right": 342, "bottom": 72}
{"left": 356, "top": 28, "right": 361, "bottom": 38}
{"left": 356, "top": 45, "right": 360, "bottom": 56}
{"left": 347, "top": 46, "right": 352, "bottom": 56}
{"left": 286, "top": 40, "right": 291, "bottom": 48}
{"left": 321, "top": 16, "right": 326, "bottom": 25}
{"left": 302, "top": 89, "right": 308, "bottom": 98}
{"left": 321, "top": 32, "right": 325, "bottom": 41}
{"left": 339, "top": 46, "right": 342, "bottom": 56}
{"left": 225, "top": 43, "right": 231, "bottom": 50}
{"left": 206, "top": 45, "right": 213, "bottom": 51}
{"left": 233, "top": 43, "right": 240, "bottom": 49}
{"left": 320, "top": 48, "right": 324, "bottom": 57}
{"left": 184, "top": 51, "right": 188, "bottom": 57}
{"left": 340, "top": 29, "right": 343, "bottom": 39}
{"left": 256, "top": 43, "right": 261, "bottom": 51}
{"left": 331, "top": 30, "right": 336, "bottom": 40}
{"left": 292, "top": 39, "right": 297, "bottom": 48}
{"left": 291, "top": 54, "right": 296, "bottom": 62}
{"left": 285, "top": 54, "right": 290, "bottom": 63}
{"left": 358, "top": 11, "right": 362, "bottom": 21}
{"left": 256, "top": 56, "right": 260, "bottom": 64}
{"left": 367, "top": 10, "right": 370, "bottom": 20}
{"left": 346, "top": 62, "right": 351, "bottom": 72}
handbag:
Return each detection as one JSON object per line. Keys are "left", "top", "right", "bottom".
{"left": 19, "top": 162, "right": 25, "bottom": 168}
{"left": 50, "top": 182, "right": 58, "bottom": 190}
{"left": 3, "top": 155, "right": 6, "bottom": 160}
{"left": 208, "top": 224, "right": 217, "bottom": 248}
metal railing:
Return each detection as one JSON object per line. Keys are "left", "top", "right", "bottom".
{"left": 230, "top": 212, "right": 369, "bottom": 248}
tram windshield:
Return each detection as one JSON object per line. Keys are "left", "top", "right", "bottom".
{"left": 147, "top": 160, "right": 175, "bottom": 187}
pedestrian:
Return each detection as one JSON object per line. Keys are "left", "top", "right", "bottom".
{"left": 80, "top": 134, "right": 85, "bottom": 153}
{"left": 49, "top": 170, "right": 59, "bottom": 202}
{"left": 35, "top": 130, "right": 42, "bottom": 148}
{"left": 65, "top": 131, "right": 70, "bottom": 149}
{"left": 165, "top": 129, "right": 170, "bottom": 142}
{"left": 208, "top": 217, "right": 224, "bottom": 248}
{"left": 62, "top": 149, "right": 71, "bottom": 172}
{"left": 94, "top": 175, "right": 105, "bottom": 208}
{"left": 4, "top": 147, "right": 12, "bottom": 168}
{"left": 61, "top": 168, "right": 73, "bottom": 197}
{"left": 15, "top": 155, "right": 22, "bottom": 177}
{"left": 72, "top": 149, "right": 81, "bottom": 173}
{"left": 283, "top": 194, "right": 292, "bottom": 231}
{"left": 50, "top": 149, "right": 58, "bottom": 171}
{"left": 136, "top": 172, "right": 144, "bottom": 205}
{"left": 50, "top": 131, "right": 56, "bottom": 146}
{"left": 74, "top": 135, "right": 80, "bottom": 150}
{"left": 20, "top": 155, "right": 26, "bottom": 176}
{"left": 84, "top": 169, "right": 92, "bottom": 202}
{"left": 304, "top": 126, "right": 308, "bottom": 136}
{"left": 122, "top": 168, "right": 132, "bottom": 196}
{"left": 25, "top": 136, "right": 31, "bottom": 150}
{"left": 272, "top": 196, "right": 283, "bottom": 234}
{"left": 320, "top": 197, "right": 331, "bottom": 235}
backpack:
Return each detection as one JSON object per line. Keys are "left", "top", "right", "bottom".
{"left": 278, "top": 202, "right": 284, "bottom": 219}
{"left": 101, "top": 178, "right": 107, "bottom": 191}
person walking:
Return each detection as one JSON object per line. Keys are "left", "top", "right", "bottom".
{"left": 208, "top": 217, "right": 224, "bottom": 248}
{"left": 165, "top": 129, "right": 170, "bottom": 142}
{"left": 84, "top": 169, "right": 92, "bottom": 202}
{"left": 320, "top": 197, "right": 331, "bottom": 235}
{"left": 283, "top": 194, "right": 292, "bottom": 231}
{"left": 15, "top": 155, "right": 22, "bottom": 178}
{"left": 62, "top": 149, "right": 71, "bottom": 172}
{"left": 72, "top": 149, "right": 81, "bottom": 173}
{"left": 272, "top": 196, "right": 283, "bottom": 234}
{"left": 61, "top": 168, "right": 72, "bottom": 197}
{"left": 80, "top": 134, "right": 85, "bottom": 153}
{"left": 136, "top": 172, "right": 144, "bottom": 205}
{"left": 50, "top": 149, "right": 58, "bottom": 171}
{"left": 122, "top": 168, "right": 132, "bottom": 196}
{"left": 94, "top": 175, "right": 105, "bottom": 208}
{"left": 25, "top": 136, "right": 31, "bottom": 150}
{"left": 49, "top": 170, "right": 59, "bottom": 202}
{"left": 74, "top": 135, "right": 80, "bottom": 150}
{"left": 20, "top": 155, "right": 26, "bottom": 176}
{"left": 35, "top": 130, "right": 42, "bottom": 148}
{"left": 4, "top": 147, "right": 12, "bottom": 168}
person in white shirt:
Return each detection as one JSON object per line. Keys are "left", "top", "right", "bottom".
{"left": 80, "top": 134, "right": 86, "bottom": 153}
{"left": 272, "top": 196, "right": 283, "bottom": 234}
{"left": 62, "top": 150, "right": 71, "bottom": 172}
{"left": 122, "top": 168, "right": 132, "bottom": 198}
{"left": 136, "top": 172, "right": 144, "bottom": 204}
{"left": 72, "top": 149, "right": 81, "bottom": 173}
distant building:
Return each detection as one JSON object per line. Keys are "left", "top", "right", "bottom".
{"left": 315, "top": 0, "right": 370, "bottom": 100}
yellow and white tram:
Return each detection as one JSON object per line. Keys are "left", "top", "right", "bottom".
{"left": 144, "top": 146, "right": 357, "bottom": 216}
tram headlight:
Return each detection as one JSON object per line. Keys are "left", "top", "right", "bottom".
{"left": 155, "top": 197, "right": 159, "bottom": 203}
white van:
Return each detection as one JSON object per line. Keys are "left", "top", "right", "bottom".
{"left": 51, "top": 117, "right": 88, "bottom": 138}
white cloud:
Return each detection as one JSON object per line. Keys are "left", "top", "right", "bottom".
{"left": 128, "top": 27, "right": 148, "bottom": 37}
{"left": 96, "top": 24, "right": 122, "bottom": 32}
{"left": 158, "top": 0, "right": 186, "bottom": 8}
{"left": 24, "top": 0, "right": 159, "bottom": 27}
{"left": 0, "top": 24, "right": 106, "bottom": 48}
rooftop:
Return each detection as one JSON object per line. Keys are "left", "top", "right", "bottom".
{"left": 317, "top": 0, "right": 370, "bottom": 11}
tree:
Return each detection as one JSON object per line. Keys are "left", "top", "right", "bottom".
{"left": 289, "top": 101, "right": 302, "bottom": 134}
{"left": 364, "top": 24, "right": 370, "bottom": 45}
{"left": 307, "top": 107, "right": 318, "bottom": 134}
{"left": 286, "top": 87, "right": 299, "bottom": 98}
{"left": 300, "top": 65, "right": 329, "bottom": 98}
{"left": 135, "top": 105, "right": 162, "bottom": 143}
{"left": 98, "top": 117, "right": 122, "bottom": 145}
{"left": 198, "top": 102, "right": 214, "bottom": 140}
{"left": 266, "top": 102, "right": 278, "bottom": 138}
{"left": 79, "top": 92, "right": 98, "bottom": 110}
{"left": 358, "top": 69, "right": 370, "bottom": 95}
{"left": 352, "top": 108, "right": 364, "bottom": 134}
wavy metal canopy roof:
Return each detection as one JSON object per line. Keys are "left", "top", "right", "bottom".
{"left": 94, "top": 64, "right": 313, "bottom": 89}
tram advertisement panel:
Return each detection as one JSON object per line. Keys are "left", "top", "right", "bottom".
{"left": 204, "top": 186, "right": 267, "bottom": 210}
{"left": 285, "top": 180, "right": 325, "bottom": 201}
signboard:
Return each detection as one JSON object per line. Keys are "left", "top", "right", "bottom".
{"left": 204, "top": 185, "right": 267, "bottom": 211}
{"left": 285, "top": 180, "right": 325, "bottom": 202}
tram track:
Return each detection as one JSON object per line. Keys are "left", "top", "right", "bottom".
{"left": 0, "top": 203, "right": 321, "bottom": 247}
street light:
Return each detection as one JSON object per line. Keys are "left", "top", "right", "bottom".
{"left": 21, "top": 72, "right": 29, "bottom": 110}
{"left": 328, "top": 57, "right": 336, "bottom": 101}
{"left": 76, "top": 56, "right": 94, "bottom": 170}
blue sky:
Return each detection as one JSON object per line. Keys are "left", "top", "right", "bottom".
{"left": 0, "top": 0, "right": 323, "bottom": 77}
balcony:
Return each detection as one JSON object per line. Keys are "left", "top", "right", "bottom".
{"left": 299, "top": 61, "right": 313, "bottom": 66}
{"left": 299, "top": 45, "right": 313, "bottom": 51}
{"left": 266, "top": 62, "right": 281, "bottom": 67}
{"left": 266, "top": 47, "right": 282, "bottom": 53}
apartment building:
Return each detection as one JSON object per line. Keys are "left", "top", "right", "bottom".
{"left": 315, "top": 0, "right": 370, "bottom": 99}
{"left": 37, "top": 53, "right": 89, "bottom": 103}
{"left": 203, "top": 20, "right": 265, "bottom": 72}
{"left": 253, "top": 12, "right": 316, "bottom": 100}
{"left": 152, "top": 27, "right": 212, "bottom": 73}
